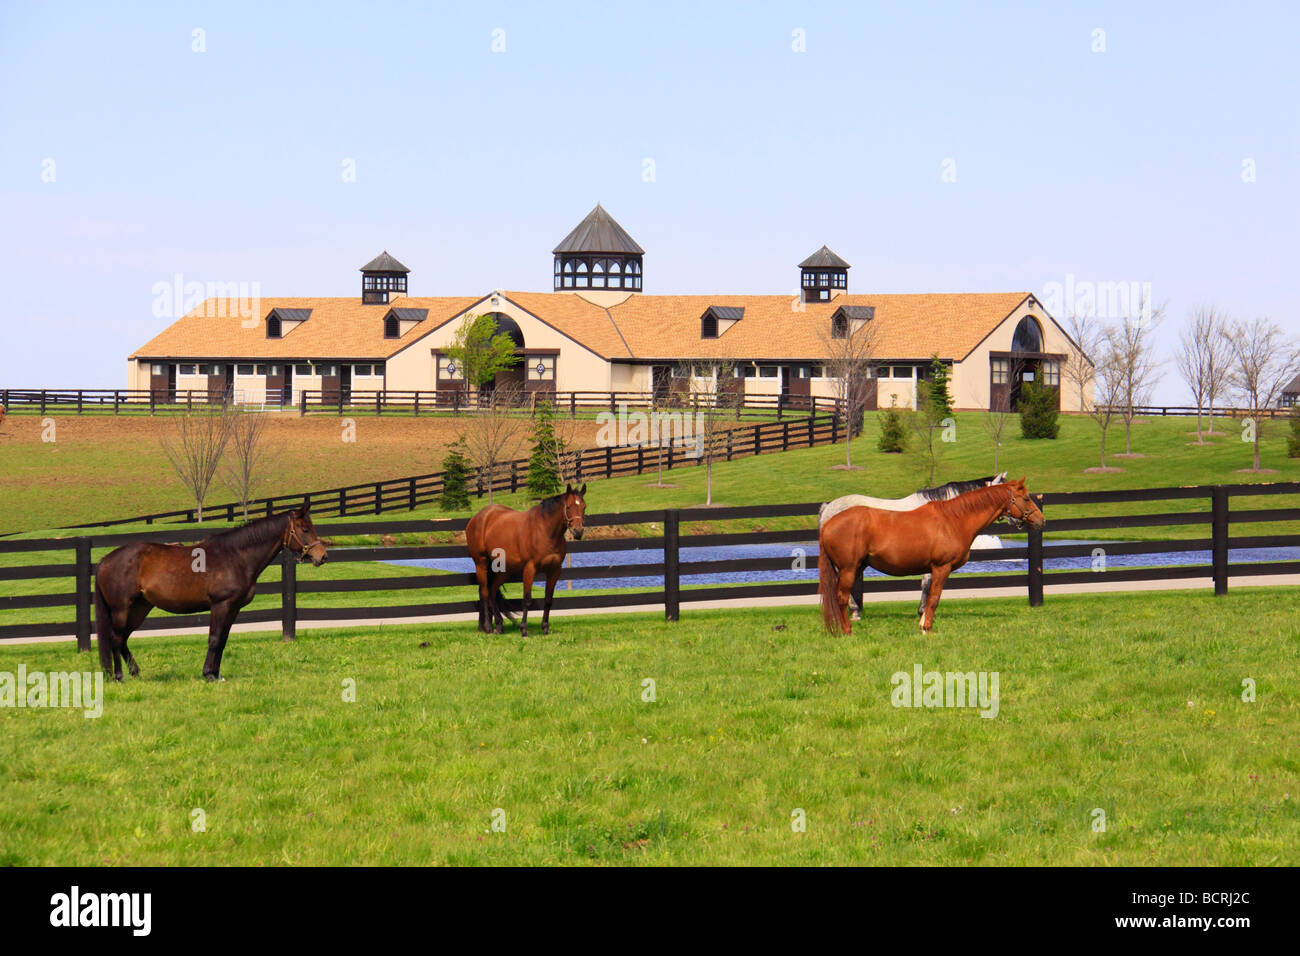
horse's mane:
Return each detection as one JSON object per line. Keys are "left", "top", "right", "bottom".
{"left": 537, "top": 492, "right": 568, "bottom": 517}
{"left": 204, "top": 511, "right": 290, "bottom": 549}
{"left": 915, "top": 474, "right": 997, "bottom": 502}
{"left": 933, "top": 483, "right": 1013, "bottom": 518}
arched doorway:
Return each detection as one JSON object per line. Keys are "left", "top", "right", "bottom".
{"left": 990, "top": 315, "right": 1059, "bottom": 412}
{"left": 479, "top": 312, "right": 526, "bottom": 402}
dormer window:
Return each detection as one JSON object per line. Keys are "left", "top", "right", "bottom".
{"left": 265, "top": 307, "right": 311, "bottom": 339}
{"left": 267, "top": 315, "right": 281, "bottom": 338}
{"left": 831, "top": 314, "right": 848, "bottom": 339}
{"left": 382, "top": 307, "right": 428, "bottom": 340}
{"left": 385, "top": 315, "right": 400, "bottom": 338}
{"left": 699, "top": 305, "right": 743, "bottom": 339}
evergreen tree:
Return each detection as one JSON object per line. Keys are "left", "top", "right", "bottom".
{"left": 878, "top": 399, "right": 909, "bottom": 453}
{"left": 440, "top": 437, "right": 472, "bottom": 511}
{"left": 1287, "top": 408, "right": 1300, "bottom": 458}
{"left": 1018, "top": 380, "right": 1060, "bottom": 439}
{"left": 922, "top": 355, "right": 953, "bottom": 419}
{"left": 526, "top": 400, "right": 563, "bottom": 497}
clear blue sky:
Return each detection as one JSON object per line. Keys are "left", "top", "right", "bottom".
{"left": 1, "top": 1, "right": 1296, "bottom": 401}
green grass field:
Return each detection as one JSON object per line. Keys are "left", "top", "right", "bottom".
{"left": 1, "top": 589, "right": 1296, "bottom": 865}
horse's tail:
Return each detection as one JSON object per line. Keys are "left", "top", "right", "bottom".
{"left": 494, "top": 587, "right": 518, "bottom": 622}
{"left": 818, "top": 527, "right": 844, "bottom": 635}
{"left": 94, "top": 579, "right": 115, "bottom": 673}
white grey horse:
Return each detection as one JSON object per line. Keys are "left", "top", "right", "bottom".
{"left": 818, "top": 473, "right": 1007, "bottom": 620}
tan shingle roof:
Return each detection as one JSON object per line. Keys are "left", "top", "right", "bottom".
{"left": 131, "top": 290, "right": 1031, "bottom": 363}
{"left": 130, "top": 296, "right": 481, "bottom": 360}
{"left": 503, "top": 291, "right": 1030, "bottom": 362}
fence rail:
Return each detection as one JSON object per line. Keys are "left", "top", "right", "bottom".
{"left": 1, "top": 387, "right": 840, "bottom": 418}
{"left": 1097, "top": 404, "right": 1293, "bottom": 419}
{"left": 5, "top": 483, "right": 1300, "bottom": 646}
{"left": 60, "top": 412, "right": 843, "bottom": 529}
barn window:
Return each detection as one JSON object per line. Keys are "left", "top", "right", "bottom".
{"left": 831, "top": 314, "right": 848, "bottom": 339}
{"left": 1011, "top": 316, "right": 1043, "bottom": 352}
{"left": 385, "top": 315, "right": 400, "bottom": 338}
{"left": 179, "top": 364, "right": 196, "bottom": 375}
{"left": 267, "top": 315, "right": 282, "bottom": 338}
{"left": 237, "top": 364, "right": 254, "bottom": 376}
{"left": 701, "top": 315, "right": 718, "bottom": 339}
{"left": 992, "top": 358, "right": 1009, "bottom": 385}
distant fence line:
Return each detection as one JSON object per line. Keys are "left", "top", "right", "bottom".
{"left": 0, "top": 387, "right": 840, "bottom": 419}
{"left": 5, "top": 483, "right": 1300, "bottom": 646}
{"left": 60, "top": 412, "right": 844, "bottom": 529}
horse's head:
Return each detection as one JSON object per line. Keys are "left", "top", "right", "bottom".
{"left": 286, "top": 506, "right": 328, "bottom": 565}
{"left": 1003, "top": 478, "right": 1045, "bottom": 531}
{"left": 562, "top": 483, "right": 588, "bottom": 540}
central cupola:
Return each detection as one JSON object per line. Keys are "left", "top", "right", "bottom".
{"left": 553, "top": 204, "right": 644, "bottom": 292}
{"left": 360, "top": 251, "right": 410, "bottom": 304}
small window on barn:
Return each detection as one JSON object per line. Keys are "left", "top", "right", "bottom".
{"left": 179, "top": 364, "right": 196, "bottom": 375}
{"left": 237, "top": 364, "right": 254, "bottom": 376}
{"left": 296, "top": 364, "right": 312, "bottom": 376}
{"left": 267, "top": 315, "right": 282, "bottom": 338}
{"left": 385, "top": 315, "right": 400, "bottom": 338}
{"left": 832, "top": 314, "right": 848, "bottom": 339}
{"left": 701, "top": 314, "right": 718, "bottom": 339}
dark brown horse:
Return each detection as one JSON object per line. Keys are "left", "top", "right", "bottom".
{"left": 465, "top": 483, "right": 587, "bottom": 637}
{"left": 95, "top": 506, "right": 327, "bottom": 681}
{"left": 818, "top": 478, "right": 1044, "bottom": 635}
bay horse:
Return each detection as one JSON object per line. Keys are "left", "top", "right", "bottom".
{"left": 819, "top": 473, "right": 1007, "bottom": 619}
{"left": 818, "top": 478, "right": 1044, "bottom": 635}
{"left": 94, "top": 506, "right": 327, "bottom": 681}
{"left": 465, "top": 483, "right": 587, "bottom": 637}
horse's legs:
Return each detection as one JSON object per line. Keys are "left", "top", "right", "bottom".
{"left": 920, "top": 566, "right": 952, "bottom": 633}
{"left": 541, "top": 571, "right": 560, "bottom": 635}
{"left": 519, "top": 564, "right": 536, "bottom": 639}
{"left": 474, "top": 559, "right": 490, "bottom": 633}
{"left": 120, "top": 599, "right": 151, "bottom": 678}
{"left": 917, "top": 573, "right": 932, "bottom": 620}
{"left": 202, "top": 601, "right": 236, "bottom": 681}
{"left": 850, "top": 564, "right": 865, "bottom": 621}
{"left": 835, "top": 567, "right": 858, "bottom": 635}
{"left": 489, "top": 573, "right": 507, "bottom": 635}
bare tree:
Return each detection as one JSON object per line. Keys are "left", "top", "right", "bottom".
{"left": 676, "top": 358, "right": 738, "bottom": 506}
{"left": 1175, "top": 306, "right": 1231, "bottom": 443}
{"left": 1225, "top": 317, "right": 1300, "bottom": 471}
{"left": 1083, "top": 328, "right": 1126, "bottom": 472}
{"left": 982, "top": 408, "right": 1013, "bottom": 473}
{"left": 160, "top": 405, "right": 236, "bottom": 521}
{"left": 221, "top": 410, "right": 273, "bottom": 519}
{"left": 1062, "top": 312, "right": 1102, "bottom": 414}
{"left": 1109, "top": 298, "right": 1165, "bottom": 456}
{"left": 462, "top": 383, "right": 527, "bottom": 503}
{"left": 818, "top": 311, "right": 882, "bottom": 469}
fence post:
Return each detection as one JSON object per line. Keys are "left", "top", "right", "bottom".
{"left": 75, "top": 537, "right": 92, "bottom": 653}
{"left": 339, "top": 487, "right": 347, "bottom": 517}
{"left": 40, "top": 390, "right": 47, "bottom": 416}
{"left": 114, "top": 390, "right": 120, "bottom": 415}
{"left": 300, "top": 391, "right": 307, "bottom": 417}
{"left": 1212, "top": 485, "right": 1229, "bottom": 596}
{"left": 280, "top": 550, "right": 297, "bottom": 641}
{"left": 663, "top": 509, "right": 680, "bottom": 622}
{"left": 374, "top": 483, "right": 382, "bottom": 514}
{"left": 606, "top": 446, "right": 613, "bottom": 479}
{"left": 409, "top": 477, "right": 417, "bottom": 511}
{"left": 510, "top": 462, "right": 518, "bottom": 494}
{"left": 1027, "top": 496, "right": 1044, "bottom": 607}
{"left": 782, "top": 420, "right": 790, "bottom": 452}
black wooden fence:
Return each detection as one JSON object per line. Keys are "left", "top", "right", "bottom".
{"left": 5, "top": 483, "right": 1300, "bottom": 647}
{"left": 63, "top": 412, "right": 843, "bottom": 529}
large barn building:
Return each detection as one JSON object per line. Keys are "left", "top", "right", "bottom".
{"left": 129, "top": 205, "right": 1089, "bottom": 412}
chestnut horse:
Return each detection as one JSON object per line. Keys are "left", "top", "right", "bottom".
{"left": 466, "top": 483, "right": 587, "bottom": 637}
{"left": 95, "top": 506, "right": 327, "bottom": 681}
{"left": 818, "top": 478, "right": 1044, "bottom": 635}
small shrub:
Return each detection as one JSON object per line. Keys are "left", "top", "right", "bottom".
{"left": 440, "top": 438, "right": 472, "bottom": 511}
{"left": 878, "top": 401, "right": 909, "bottom": 453}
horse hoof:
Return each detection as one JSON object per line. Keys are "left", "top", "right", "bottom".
{"left": 542, "top": 624, "right": 549, "bottom": 635}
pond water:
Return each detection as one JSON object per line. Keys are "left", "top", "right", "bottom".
{"left": 390, "top": 538, "right": 1300, "bottom": 591}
